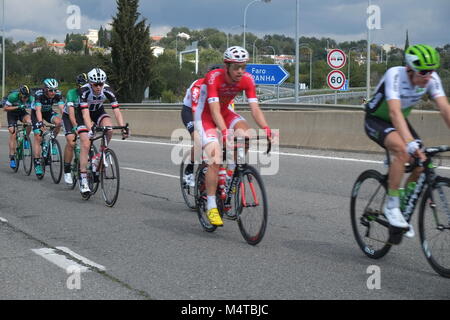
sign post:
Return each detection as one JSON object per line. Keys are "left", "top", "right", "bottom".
{"left": 326, "top": 49, "right": 347, "bottom": 103}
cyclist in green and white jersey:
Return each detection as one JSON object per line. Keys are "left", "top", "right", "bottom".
{"left": 364, "top": 44, "right": 450, "bottom": 237}
{"left": 61, "top": 73, "right": 88, "bottom": 185}
{"left": 4, "top": 85, "right": 34, "bottom": 169}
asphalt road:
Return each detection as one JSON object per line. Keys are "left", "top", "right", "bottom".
{"left": 1, "top": 129, "right": 449, "bottom": 300}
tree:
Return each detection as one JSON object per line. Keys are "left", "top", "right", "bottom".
{"left": 109, "top": 0, "right": 154, "bottom": 102}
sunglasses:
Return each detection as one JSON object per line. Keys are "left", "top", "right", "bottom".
{"left": 417, "top": 70, "right": 434, "bottom": 76}
{"left": 91, "top": 83, "right": 104, "bottom": 87}
{"left": 229, "top": 64, "right": 247, "bottom": 71}
{"left": 47, "top": 89, "right": 57, "bottom": 93}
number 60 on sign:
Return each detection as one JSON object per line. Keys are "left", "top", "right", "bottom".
{"left": 327, "top": 70, "right": 346, "bottom": 90}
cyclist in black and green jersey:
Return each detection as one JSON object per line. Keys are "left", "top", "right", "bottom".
{"left": 364, "top": 44, "right": 450, "bottom": 237}
{"left": 4, "top": 85, "right": 33, "bottom": 169}
{"left": 31, "top": 78, "right": 64, "bottom": 177}
{"left": 61, "top": 73, "right": 88, "bottom": 185}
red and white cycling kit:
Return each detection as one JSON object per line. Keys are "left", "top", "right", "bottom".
{"left": 195, "top": 68, "right": 257, "bottom": 146}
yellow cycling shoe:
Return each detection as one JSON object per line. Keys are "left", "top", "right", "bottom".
{"left": 207, "top": 208, "right": 224, "bottom": 226}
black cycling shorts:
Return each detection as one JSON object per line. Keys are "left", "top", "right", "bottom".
{"left": 181, "top": 105, "right": 194, "bottom": 134}
{"left": 364, "top": 114, "right": 420, "bottom": 148}
{"left": 7, "top": 110, "right": 29, "bottom": 128}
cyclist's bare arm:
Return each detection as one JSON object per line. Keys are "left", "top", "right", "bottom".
{"left": 249, "top": 101, "right": 269, "bottom": 129}
{"left": 81, "top": 108, "right": 93, "bottom": 131}
{"left": 68, "top": 106, "right": 77, "bottom": 128}
{"left": 209, "top": 101, "right": 227, "bottom": 132}
{"left": 112, "top": 107, "right": 126, "bottom": 127}
{"left": 435, "top": 96, "right": 450, "bottom": 128}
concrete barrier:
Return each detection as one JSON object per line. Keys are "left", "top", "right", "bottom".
{"left": 2, "top": 107, "right": 448, "bottom": 153}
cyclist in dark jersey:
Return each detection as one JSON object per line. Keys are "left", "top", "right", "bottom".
{"left": 76, "top": 67, "right": 128, "bottom": 194}
{"left": 31, "top": 78, "right": 64, "bottom": 177}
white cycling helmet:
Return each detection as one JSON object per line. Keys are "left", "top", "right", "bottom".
{"left": 87, "top": 67, "right": 107, "bottom": 83}
{"left": 223, "top": 46, "right": 249, "bottom": 63}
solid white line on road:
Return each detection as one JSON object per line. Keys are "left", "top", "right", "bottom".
{"left": 122, "top": 167, "right": 178, "bottom": 179}
{"left": 31, "top": 247, "right": 106, "bottom": 273}
{"left": 2, "top": 130, "right": 450, "bottom": 170}
{"left": 0, "top": 217, "right": 8, "bottom": 223}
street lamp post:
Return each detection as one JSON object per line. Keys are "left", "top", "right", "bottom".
{"left": 295, "top": 0, "right": 299, "bottom": 102}
{"left": 2, "top": 0, "right": 5, "bottom": 98}
{"left": 348, "top": 47, "right": 358, "bottom": 89}
{"left": 299, "top": 43, "right": 312, "bottom": 90}
{"left": 243, "top": 0, "right": 270, "bottom": 50}
{"left": 366, "top": 0, "right": 372, "bottom": 101}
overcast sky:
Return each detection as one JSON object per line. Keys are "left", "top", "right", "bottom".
{"left": 4, "top": 0, "right": 449, "bottom": 47}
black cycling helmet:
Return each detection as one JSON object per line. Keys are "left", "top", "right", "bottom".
{"left": 76, "top": 73, "right": 88, "bottom": 87}
{"left": 19, "top": 84, "right": 31, "bottom": 98}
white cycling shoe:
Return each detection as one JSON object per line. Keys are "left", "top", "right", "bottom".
{"left": 80, "top": 179, "right": 91, "bottom": 194}
{"left": 405, "top": 223, "right": 415, "bottom": 238}
{"left": 64, "top": 173, "right": 73, "bottom": 185}
{"left": 384, "top": 205, "right": 409, "bottom": 229}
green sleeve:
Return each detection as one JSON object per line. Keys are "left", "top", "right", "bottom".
{"left": 66, "top": 88, "right": 79, "bottom": 105}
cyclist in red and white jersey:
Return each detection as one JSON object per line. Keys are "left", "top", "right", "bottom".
{"left": 195, "top": 46, "right": 273, "bottom": 226}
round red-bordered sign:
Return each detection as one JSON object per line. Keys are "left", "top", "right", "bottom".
{"left": 327, "top": 49, "right": 347, "bottom": 69}
{"left": 327, "top": 70, "right": 346, "bottom": 90}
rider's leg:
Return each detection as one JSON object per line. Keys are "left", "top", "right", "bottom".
{"left": 204, "top": 140, "right": 221, "bottom": 208}
{"left": 8, "top": 126, "right": 16, "bottom": 158}
{"left": 99, "top": 115, "right": 113, "bottom": 145}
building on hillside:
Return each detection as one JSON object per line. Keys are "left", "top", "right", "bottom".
{"left": 48, "top": 42, "right": 66, "bottom": 54}
{"left": 85, "top": 29, "right": 99, "bottom": 45}
{"left": 151, "top": 46, "right": 165, "bottom": 57}
{"left": 274, "top": 55, "right": 295, "bottom": 65}
{"left": 151, "top": 35, "right": 164, "bottom": 43}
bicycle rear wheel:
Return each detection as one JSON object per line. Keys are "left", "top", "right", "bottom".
{"left": 49, "top": 139, "right": 63, "bottom": 184}
{"left": 22, "top": 136, "right": 33, "bottom": 176}
{"left": 235, "top": 165, "right": 268, "bottom": 245}
{"left": 419, "top": 177, "right": 450, "bottom": 278}
{"left": 195, "top": 164, "right": 218, "bottom": 232}
{"left": 100, "top": 148, "right": 120, "bottom": 207}
{"left": 180, "top": 152, "right": 198, "bottom": 210}
{"left": 350, "top": 170, "right": 392, "bottom": 259}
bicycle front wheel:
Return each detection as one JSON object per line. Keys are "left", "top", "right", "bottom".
{"left": 419, "top": 177, "right": 450, "bottom": 278}
{"left": 22, "top": 136, "right": 33, "bottom": 176}
{"left": 235, "top": 165, "right": 268, "bottom": 245}
{"left": 49, "top": 139, "right": 63, "bottom": 184}
{"left": 350, "top": 170, "right": 392, "bottom": 259}
{"left": 100, "top": 149, "right": 120, "bottom": 207}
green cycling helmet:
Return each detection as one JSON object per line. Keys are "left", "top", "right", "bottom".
{"left": 405, "top": 44, "right": 440, "bottom": 71}
{"left": 43, "top": 78, "right": 59, "bottom": 89}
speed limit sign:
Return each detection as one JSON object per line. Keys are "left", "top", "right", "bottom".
{"left": 327, "top": 70, "right": 346, "bottom": 90}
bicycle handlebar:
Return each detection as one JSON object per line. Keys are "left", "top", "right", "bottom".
{"left": 223, "top": 136, "right": 272, "bottom": 155}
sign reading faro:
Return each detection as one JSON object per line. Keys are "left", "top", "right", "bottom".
{"left": 246, "top": 64, "right": 290, "bottom": 85}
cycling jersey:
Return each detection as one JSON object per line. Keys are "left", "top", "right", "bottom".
{"left": 365, "top": 66, "right": 446, "bottom": 122}
{"left": 64, "top": 88, "right": 81, "bottom": 114}
{"left": 194, "top": 69, "right": 253, "bottom": 146}
{"left": 79, "top": 83, "right": 119, "bottom": 111}
{"left": 183, "top": 78, "right": 204, "bottom": 113}
{"left": 5, "top": 91, "right": 34, "bottom": 110}
{"left": 32, "top": 89, "right": 64, "bottom": 112}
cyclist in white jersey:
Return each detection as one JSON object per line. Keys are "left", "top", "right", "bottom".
{"left": 364, "top": 44, "right": 450, "bottom": 237}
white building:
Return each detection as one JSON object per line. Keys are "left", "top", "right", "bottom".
{"left": 85, "top": 29, "right": 99, "bottom": 45}
{"left": 151, "top": 46, "right": 164, "bottom": 57}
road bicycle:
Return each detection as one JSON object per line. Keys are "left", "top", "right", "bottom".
{"left": 85, "top": 123, "right": 129, "bottom": 207}
{"left": 36, "top": 124, "right": 63, "bottom": 183}
{"left": 195, "top": 136, "right": 271, "bottom": 245}
{"left": 11, "top": 123, "right": 33, "bottom": 175}
{"left": 350, "top": 145, "right": 450, "bottom": 278}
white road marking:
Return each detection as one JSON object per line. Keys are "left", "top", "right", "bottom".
{"left": 122, "top": 167, "right": 178, "bottom": 179}
{"left": 31, "top": 247, "right": 105, "bottom": 272}
{"left": 0, "top": 217, "right": 8, "bottom": 223}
